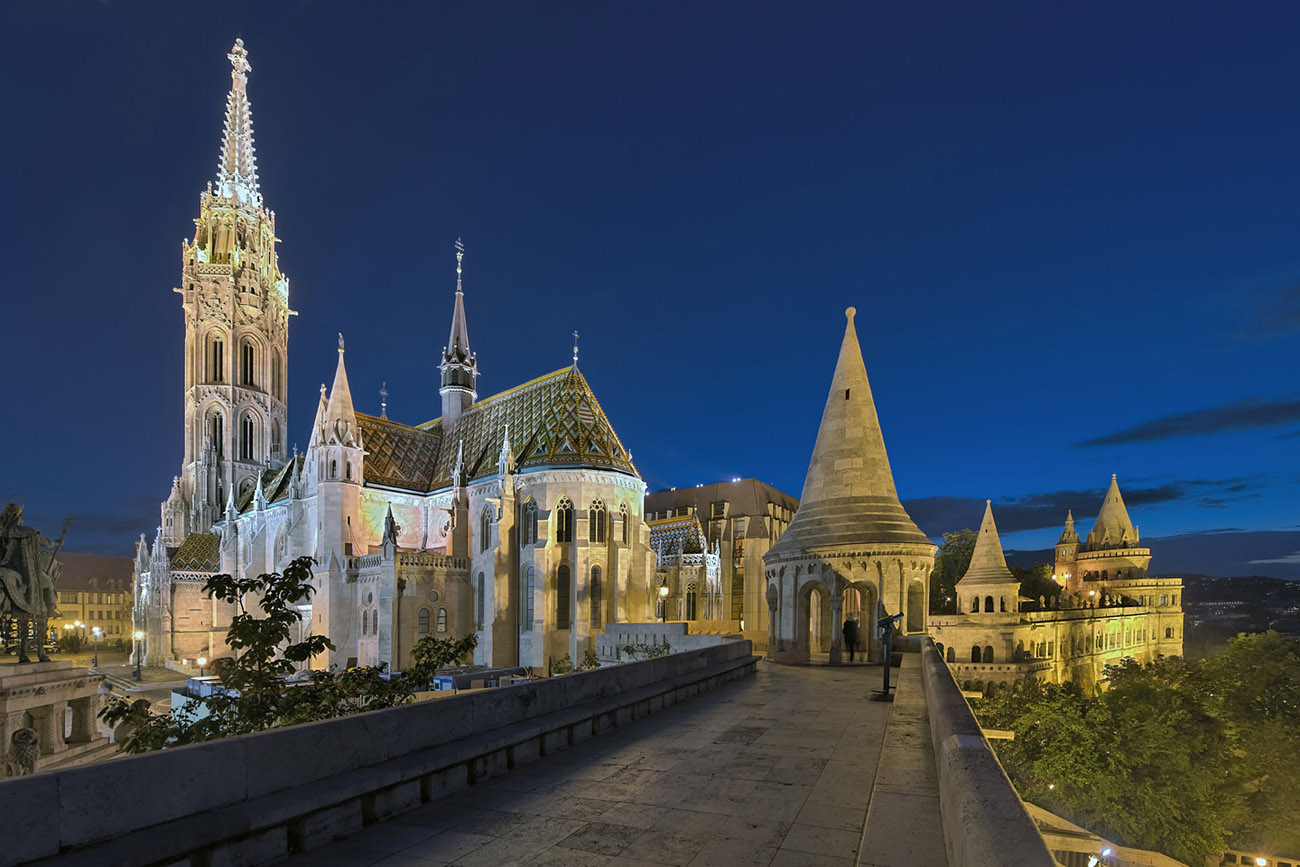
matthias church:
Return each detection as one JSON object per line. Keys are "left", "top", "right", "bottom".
{"left": 133, "top": 41, "right": 656, "bottom": 672}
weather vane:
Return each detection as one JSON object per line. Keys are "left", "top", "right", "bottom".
{"left": 572, "top": 330, "right": 580, "bottom": 367}
{"left": 455, "top": 237, "right": 464, "bottom": 284}
{"left": 380, "top": 381, "right": 388, "bottom": 419}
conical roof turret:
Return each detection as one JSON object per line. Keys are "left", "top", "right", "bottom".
{"left": 1087, "top": 474, "right": 1137, "bottom": 548}
{"left": 958, "top": 501, "right": 1016, "bottom": 586}
{"left": 768, "top": 307, "right": 928, "bottom": 555}
{"left": 323, "top": 334, "right": 361, "bottom": 448}
{"left": 1058, "top": 509, "right": 1078, "bottom": 544}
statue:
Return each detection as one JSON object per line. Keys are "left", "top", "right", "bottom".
{"left": 0, "top": 503, "right": 69, "bottom": 663}
{"left": 5, "top": 728, "right": 39, "bottom": 776}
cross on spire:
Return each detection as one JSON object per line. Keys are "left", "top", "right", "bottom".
{"left": 572, "top": 330, "right": 580, "bottom": 368}
{"left": 455, "top": 237, "right": 464, "bottom": 287}
{"left": 380, "top": 381, "right": 388, "bottom": 419}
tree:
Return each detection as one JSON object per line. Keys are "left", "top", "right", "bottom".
{"left": 1010, "top": 563, "right": 1061, "bottom": 609}
{"left": 929, "top": 529, "right": 976, "bottom": 614}
{"left": 101, "top": 556, "right": 478, "bottom": 753}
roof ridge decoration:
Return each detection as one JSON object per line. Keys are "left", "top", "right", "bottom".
{"left": 768, "top": 307, "right": 929, "bottom": 556}
{"left": 215, "top": 39, "right": 261, "bottom": 209}
{"left": 958, "top": 501, "right": 1016, "bottom": 586}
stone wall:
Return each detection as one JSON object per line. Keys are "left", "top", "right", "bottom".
{"left": 0, "top": 641, "right": 756, "bottom": 866}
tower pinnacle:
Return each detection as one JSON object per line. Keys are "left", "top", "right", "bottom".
{"left": 215, "top": 38, "right": 260, "bottom": 207}
{"left": 440, "top": 238, "right": 478, "bottom": 429}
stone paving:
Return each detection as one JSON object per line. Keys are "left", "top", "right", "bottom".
{"left": 288, "top": 658, "right": 946, "bottom": 867}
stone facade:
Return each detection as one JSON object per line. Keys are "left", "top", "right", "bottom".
{"left": 928, "top": 481, "right": 1184, "bottom": 693}
{"left": 646, "top": 514, "right": 723, "bottom": 622}
{"left": 133, "top": 41, "right": 657, "bottom": 673}
{"left": 0, "top": 661, "right": 113, "bottom": 776}
{"left": 765, "top": 308, "right": 936, "bottom": 664}
{"left": 50, "top": 553, "right": 133, "bottom": 647}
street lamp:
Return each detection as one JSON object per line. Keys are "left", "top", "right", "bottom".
{"left": 659, "top": 581, "right": 669, "bottom": 623}
{"left": 91, "top": 626, "right": 101, "bottom": 668}
{"left": 197, "top": 656, "right": 207, "bottom": 677}
{"left": 133, "top": 631, "right": 144, "bottom": 681}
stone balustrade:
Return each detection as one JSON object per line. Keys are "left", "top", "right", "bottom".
{"left": 0, "top": 662, "right": 112, "bottom": 778}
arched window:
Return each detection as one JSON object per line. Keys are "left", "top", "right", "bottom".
{"left": 345, "top": 460, "right": 352, "bottom": 481}
{"left": 620, "top": 503, "right": 630, "bottom": 544}
{"left": 521, "top": 500, "right": 538, "bottom": 546}
{"left": 972, "top": 596, "right": 980, "bottom": 613}
{"left": 208, "top": 335, "right": 225, "bottom": 383}
{"left": 209, "top": 411, "right": 224, "bottom": 456}
{"left": 970, "top": 646, "right": 981, "bottom": 663}
{"left": 1000, "top": 597, "right": 1007, "bottom": 612}
{"left": 983, "top": 646, "right": 994, "bottom": 663}
{"left": 946, "top": 647, "right": 956, "bottom": 663}
{"left": 556, "top": 564, "right": 571, "bottom": 629}
{"left": 984, "top": 595, "right": 994, "bottom": 613}
{"left": 241, "top": 339, "right": 256, "bottom": 386}
{"left": 418, "top": 608, "right": 430, "bottom": 634}
{"left": 361, "top": 609, "right": 368, "bottom": 635}
{"left": 1165, "top": 627, "right": 1173, "bottom": 639}
{"left": 476, "top": 572, "right": 485, "bottom": 630}
{"left": 589, "top": 565, "right": 602, "bottom": 628}
{"left": 686, "top": 581, "right": 698, "bottom": 620}
{"left": 271, "top": 420, "right": 282, "bottom": 458}
{"left": 480, "top": 508, "right": 492, "bottom": 552}
{"left": 330, "top": 460, "right": 338, "bottom": 479}
{"left": 589, "top": 499, "right": 606, "bottom": 543}
{"left": 372, "top": 609, "right": 379, "bottom": 635}
{"left": 523, "top": 567, "right": 535, "bottom": 630}
{"left": 271, "top": 351, "right": 282, "bottom": 400}
{"left": 555, "top": 497, "right": 574, "bottom": 543}
{"left": 436, "top": 608, "right": 447, "bottom": 633}
{"left": 240, "top": 413, "right": 255, "bottom": 460}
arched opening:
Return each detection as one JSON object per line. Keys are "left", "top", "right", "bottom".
{"left": 330, "top": 460, "right": 338, "bottom": 480}
{"left": 480, "top": 508, "right": 492, "bottom": 552}
{"left": 436, "top": 608, "right": 447, "bottom": 633}
{"left": 523, "top": 567, "right": 535, "bottom": 630}
{"left": 521, "top": 500, "right": 538, "bottom": 546}
{"left": 946, "top": 646, "right": 956, "bottom": 663}
{"left": 271, "top": 419, "right": 282, "bottom": 458}
{"left": 208, "top": 334, "right": 225, "bottom": 383}
{"left": 556, "top": 564, "right": 571, "bottom": 629}
{"left": 846, "top": 581, "right": 878, "bottom": 660}
{"left": 972, "top": 596, "right": 980, "bottom": 613}
{"left": 344, "top": 460, "right": 352, "bottom": 481}
{"left": 1165, "top": 627, "right": 1173, "bottom": 639}
{"left": 589, "top": 499, "right": 606, "bottom": 543}
{"left": 984, "top": 595, "right": 994, "bottom": 614}
{"left": 239, "top": 412, "right": 255, "bottom": 461}
{"left": 241, "top": 339, "right": 256, "bottom": 387}
{"left": 589, "top": 565, "right": 602, "bottom": 627}
{"left": 797, "top": 581, "right": 832, "bottom": 656}
{"left": 620, "top": 503, "right": 629, "bottom": 544}
{"left": 907, "top": 581, "right": 925, "bottom": 632}
{"left": 555, "top": 497, "right": 574, "bottom": 543}
{"left": 1000, "top": 596, "right": 1007, "bottom": 612}
{"left": 686, "top": 581, "right": 697, "bottom": 621}
{"left": 417, "top": 608, "right": 430, "bottom": 634}
{"left": 271, "top": 351, "right": 282, "bottom": 400}
{"left": 208, "top": 410, "right": 224, "bottom": 456}
{"left": 983, "top": 646, "right": 994, "bottom": 663}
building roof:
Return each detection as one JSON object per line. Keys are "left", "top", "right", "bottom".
{"left": 644, "top": 478, "right": 799, "bottom": 519}
{"left": 957, "top": 502, "right": 1016, "bottom": 587}
{"left": 55, "top": 552, "right": 133, "bottom": 592}
{"left": 1086, "top": 475, "right": 1139, "bottom": 549}
{"left": 234, "top": 456, "right": 302, "bottom": 514}
{"left": 357, "top": 412, "right": 443, "bottom": 491}
{"left": 648, "top": 515, "right": 708, "bottom": 557}
{"left": 767, "top": 308, "right": 930, "bottom": 557}
{"left": 171, "top": 533, "right": 221, "bottom": 572}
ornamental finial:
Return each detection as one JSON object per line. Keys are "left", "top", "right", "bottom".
{"left": 455, "top": 237, "right": 464, "bottom": 288}
{"left": 380, "top": 381, "right": 388, "bottom": 419}
{"left": 338, "top": 332, "right": 345, "bottom": 353}
{"left": 228, "top": 38, "right": 251, "bottom": 78}
{"left": 572, "top": 330, "right": 580, "bottom": 368}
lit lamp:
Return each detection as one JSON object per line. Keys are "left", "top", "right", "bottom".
{"left": 197, "top": 656, "right": 207, "bottom": 677}
{"left": 133, "top": 631, "right": 144, "bottom": 681}
{"left": 91, "top": 626, "right": 101, "bottom": 668}
{"left": 659, "top": 582, "right": 669, "bottom": 623}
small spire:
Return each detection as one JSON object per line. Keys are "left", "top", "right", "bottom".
{"left": 215, "top": 39, "right": 261, "bottom": 207}
{"left": 572, "top": 330, "right": 580, "bottom": 368}
{"left": 455, "top": 237, "right": 464, "bottom": 289}
{"left": 338, "top": 332, "right": 345, "bottom": 354}
{"left": 379, "top": 381, "right": 388, "bottom": 419}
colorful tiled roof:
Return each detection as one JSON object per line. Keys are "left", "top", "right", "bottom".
{"left": 235, "top": 456, "right": 302, "bottom": 514}
{"left": 648, "top": 515, "right": 707, "bottom": 557}
{"left": 171, "top": 533, "right": 220, "bottom": 572}
{"left": 356, "top": 413, "right": 442, "bottom": 491}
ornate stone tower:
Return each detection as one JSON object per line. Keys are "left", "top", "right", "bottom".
{"left": 955, "top": 501, "right": 1020, "bottom": 619}
{"left": 162, "top": 39, "right": 293, "bottom": 546}
{"left": 1054, "top": 510, "right": 1080, "bottom": 593}
{"left": 439, "top": 239, "right": 477, "bottom": 430}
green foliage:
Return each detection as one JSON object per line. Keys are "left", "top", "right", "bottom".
{"left": 100, "top": 556, "right": 479, "bottom": 753}
{"left": 929, "top": 529, "right": 976, "bottom": 614}
{"left": 621, "top": 641, "right": 672, "bottom": 660}
{"left": 1010, "top": 563, "right": 1061, "bottom": 609}
{"left": 971, "top": 633, "right": 1300, "bottom": 863}
{"left": 551, "top": 653, "right": 574, "bottom": 675}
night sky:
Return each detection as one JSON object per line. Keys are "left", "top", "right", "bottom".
{"left": 3, "top": 2, "right": 1298, "bottom": 577}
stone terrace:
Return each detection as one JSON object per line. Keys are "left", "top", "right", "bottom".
{"left": 289, "top": 660, "right": 947, "bottom": 867}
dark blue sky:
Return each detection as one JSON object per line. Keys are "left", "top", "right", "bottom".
{"left": 3, "top": 2, "right": 1298, "bottom": 576}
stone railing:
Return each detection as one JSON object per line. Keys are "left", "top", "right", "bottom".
{"left": 594, "top": 622, "right": 743, "bottom": 662}
{"left": 397, "top": 552, "right": 466, "bottom": 570}
{"left": 919, "top": 638, "right": 1056, "bottom": 867}
{"left": 1, "top": 641, "right": 757, "bottom": 866}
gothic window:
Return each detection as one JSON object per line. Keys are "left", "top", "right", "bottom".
{"left": 686, "top": 581, "right": 698, "bottom": 620}
{"left": 1000, "top": 597, "right": 1007, "bottom": 612}
{"left": 330, "top": 460, "right": 338, "bottom": 479}
{"left": 373, "top": 610, "right": 379, "bottom": 634}
{"left": 361, "top": 609, "right": 368, "bottom": 635}
{"left": 589, "top": 565, "right": 602, "bottom": 628}
{"left": 239, "top": 413, "right": 255, "bottom": 461}
{"left": 208, "top": 335, "right": 225, "bottom": 383}
{"left": 521, "top": 500, "right": 538, "bottom": 546}
{"left": 556, "top": 564, "right": 571, "bottom": 629}
{"left": 555, "top": 497, "right": 574, "bottom": 543}
{"left": 480, "top": 508, "right": 492, "bottom": 552}
{"left": 983, "top": 646, "right": 994, "bottom": 663}
{"left": 476, "top": 572, "right": 485, "bottom": 630}
{"left": 241, "top": 339, "right": 256, "bottom": 387}
{"left": 345, "top": 461, "right": 352, "bottom": 481}
{"left": 589, "top": 500, "right": 606, "bottom": 543}
{"left": 271, "top": 351, "right": 282, "bottom": 400}
{"left": 271, "top": 420, "right": 282, "bottom": 458}
{"left": 209, "top": 411, "right": 224, "bottom": 456}
{"left": 620, "top": 503, "right": 629, "bottom": 544}
{"left": 418, "top": 608, "right": 430, "bottom": 634}
{"left": 523, "top": 567, "right": 535, "bottom": 630}
{"left": 436, "top": 608, "right": 447, "bottom": 633}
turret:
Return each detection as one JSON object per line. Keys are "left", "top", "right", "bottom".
{"left": 1055, "top": 510, "right": 1080, "bottom": 593}
{"left": 439, "top": 239, "right": 477, "bottom": 430}
{"left": 955, "top": 501, "right": 1020, "bottom": 619}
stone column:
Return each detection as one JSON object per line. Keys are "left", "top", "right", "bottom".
{"left": 29, "top": 705, "right": 64, "bottom": 755}
{"left": 68, "top": 697, "right": 95, "bottom": 744}
{"left": 829, "top": 593, "right": 844, "bottom": 665}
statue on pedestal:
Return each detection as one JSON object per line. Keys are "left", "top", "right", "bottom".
{"left": 0, "top": 503, "right": 68, "bottom": 663}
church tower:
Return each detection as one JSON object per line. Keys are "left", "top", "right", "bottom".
{"left": 439, "top": 239, "right": 477, "bottom": 430}
{"left": 163, "top": 39, "right": 293, "bottom": 546}
{"left": 1055, "top": 510, "right": 1080, "bottom": 593}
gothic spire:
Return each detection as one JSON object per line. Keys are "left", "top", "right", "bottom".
{"left": 767, "top": 307, "right": 928, "bottom": 554}
{"left": 214, "top": 39, "right": 261, "bottom": 209}
{"left": 440, "top": 238, "right": 478, "bottom": 429}
{"left": 1058, "top": 509, "right": 1078, "bottom": 544}
{"left": 324, "top": 334, "right": 361, "bottom": 448}
{"left": 958, "top": 501, "right": 1015, "bottom": 586}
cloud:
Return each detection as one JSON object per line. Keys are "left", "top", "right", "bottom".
{"left": 1251, "top": 284, "right": 1300, "bottom": 334}
{"left": 24, "top": 496, "right": 159, "bottom": 557}
{"left": 1251, "top": 551, "right": 1300, "bottom": 566}
{"left": 1076, "top": 397, "right": 1300, "bottom": 446}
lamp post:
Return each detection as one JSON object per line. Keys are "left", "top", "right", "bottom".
{"left": 133, "top": 631, "right": 144, "bottom": 681}
{"left": 91, "top": 626, "right": 101, "bottom": 668}
{"left": 659, "top": 581, "right": 669, "bottom": 623}
{"left": 197, "top": 656, "right": 207, "bottom": 677}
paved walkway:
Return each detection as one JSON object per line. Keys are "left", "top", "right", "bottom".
{"left": 289, "top": 657, "right": 946, "bottom": 867}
